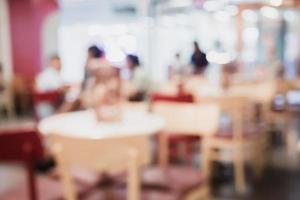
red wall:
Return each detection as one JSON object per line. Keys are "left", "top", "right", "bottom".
{"left": 9, "top": 0, "right": 58, "bottom": 80}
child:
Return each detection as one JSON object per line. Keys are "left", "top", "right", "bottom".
{"left": 81, "top": 65, "right": 121, "bottom": 121}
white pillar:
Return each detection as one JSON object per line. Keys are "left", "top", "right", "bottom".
{"left": 137, "top": 0, "right": 150, "bottom": 65}
{"left": 0, "top": 0, "right": 13, "bottom": 81}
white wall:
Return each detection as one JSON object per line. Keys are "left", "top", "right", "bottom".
{"left": 42, "top": 11, "right": 59, "bottom": 69}
{"left": 0, "top": 0, "right": 13, "bottom": 81}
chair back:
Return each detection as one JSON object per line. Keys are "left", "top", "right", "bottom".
{"left": 122, "top": 102, "right": 149, "bottom": 112}
{"left": 229, "top": 81, "right": 276, "bottom": 104}
{"left": 157, "top": 80, "right": 179, "bottom": 96}
{"left": 152, "top": 102, "right": 219, "bottom": 135}
{"left": 150, "top": 93, "right": 194, "bottom": 103}
{"left": 0, "top": 79, "right": 15, "bottom": 117}
{"left": 215, "top": 96, "right": 250, "bottom": 141}
{"left": 184, "top": 76, "right": 210, "bottom": 95}
{"left": 49, "top": 134, "right": 149, "bottom": 200}
{"left": 32, "top": 90, "right": 61, "bottom": 121}
{"left": 0, "top": 129, "right": 44, "bottom": 200}
{"left": 0, "top": 129, "right": 44, "bottom": 162}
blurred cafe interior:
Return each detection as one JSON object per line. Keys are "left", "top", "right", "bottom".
{"left": 1, "top": 0, "right": 300, "bottom": 199}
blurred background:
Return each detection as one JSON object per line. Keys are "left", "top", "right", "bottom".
{"left": 1, "top": 0, "right": 300, "bottom": 199}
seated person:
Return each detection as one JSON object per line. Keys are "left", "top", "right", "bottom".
{"left": 36, "top": 55, "right": 63, "bottom": 92}
{"left": 34, "top": 55, "right": 65, "bottom": 119}
{"left": 123, "top": 54, "right": 151, "bottom": 101}
{"left": 81, "top": 61, "right": 121, "bottom": 121}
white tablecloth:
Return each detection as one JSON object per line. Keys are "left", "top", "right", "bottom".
{"left": 38, "top": 110, "right": 165, "bottom": 139}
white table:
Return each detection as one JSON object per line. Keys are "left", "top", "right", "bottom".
{"left": 39, "top": 110, "right": 165, "bottom": 139}
{"left": 39, "top": 110, "right": 165, "bottom": 166}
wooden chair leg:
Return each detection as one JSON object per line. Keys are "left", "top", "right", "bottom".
{"left": 201, "top": 138, "right": 212, "bottom": 180}
{"left": 128, "top": 150, "right": 140, "bottom": 200}
{"left": 185, "top": 139, "right": 195, "bottom": 165}
{"left": 253, "top": 141, "right": 265, "bottom": 179}
{"left": 184, "top": 185, "right": 210, "bottom": 200}
{"left": 54, "top": 145, "right": 76, "bottom": 200}
{"left": 6, "top": 101, "right": 15, "bottom": 118}
{"left": 158, "top": 133, "right": 169, "bottom": 167}
{"left": 233, "top": 145, "right": 246, "bottom": 194}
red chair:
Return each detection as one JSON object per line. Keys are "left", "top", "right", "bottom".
{"left": 0, "top": 128, "right": 98, "bottom": 200}
{"left": 150, "top": 93, "right": 194, "bottom": 103}
{"left": 31, "top": 90, "right": 62, "bottom": 121}
{"left": 150, "top": 93, "right": 200, "bottom": 165}
{"left": 0, "top": 129, "right": 44, "bottom": 200}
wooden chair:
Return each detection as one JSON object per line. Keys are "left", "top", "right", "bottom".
{"left": 229, "top": 81, "right": 276, "bottom": 103}
{"left": 0, "top": 81, "right": 15, "bottom": 118}
{"left": 150, "top": 94, "right": 197, "bottom": 164}
{"left": 0, "top": 129, "right": 50, "bottom": 200}
{"left": 202, "top": 96, "right": 267, "bottom": 194}
{"left": 11, "top": 75, "right": 32, "bottom": 115}
{"left": 150, "top": 102, "right": 219, "bottom": 200}
{"left": 156, "top": 80, "right": 180, "bottom": 96}
{"left": 49, "top": 134, "right": 183, "bottom": 200}
{"left": 153, "top": 102, "right": 220, "bottom": 167}
{"left": 183, "top": 76, "right": 211, "bottom": 96}
{"left": 122, "top": 101, "right": 149, "bottom": 113}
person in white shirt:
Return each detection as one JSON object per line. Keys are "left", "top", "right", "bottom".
{"left": 36, "top": 55, "right": 63, "bottom": 92}
{"left": 170, "top": 53, "right": 184, "bottom": 75}
{"left": 169, "top": 53, "right": 192, "bottom": 80}
{"left": 35, "top": 55, "right": 63, "bottom": 118}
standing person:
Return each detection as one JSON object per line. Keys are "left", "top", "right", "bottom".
{"left": 170, "top": 53, "right": 186, "bottom": 78}
{"left": 191, "top": 41, "right": 208, "bottom": 75}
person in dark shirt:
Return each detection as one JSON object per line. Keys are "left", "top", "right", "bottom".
{"left": 191, "top": 41, "right": 208, "bottom": 75}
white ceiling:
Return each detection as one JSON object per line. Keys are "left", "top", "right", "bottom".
{"left": 59, "top": 0, "right": 290, "bottom": 25}
{"left": 59, "top": 0, "right": 138, "bottom": 25}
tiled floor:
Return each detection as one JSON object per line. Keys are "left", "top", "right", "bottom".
{"left": 0, "top": 164, "right": 26, "bottom": 194}
{"left": 212, "top": 147, "right": 300, "bottom": 200}
{"left": 212, "top": 167, "right": 300, "bottom": 200}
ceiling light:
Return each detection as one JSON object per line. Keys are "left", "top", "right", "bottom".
{"left": 242, "top": 9, "right": 258, "bottom": 22}
{"left": 224, "top": 5, "right": 238, "bottom": 17}
{"left": 203, "top": 0, "right": 220, "bottom": 12}
{"left": 261, "top": 6, "right": 280, "bottom": 19}
{"left": 214, "top": 11, "right": 231, "bottom": 22}
{"left": 269, "top": 0, "right": 283, "bottom": 7}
